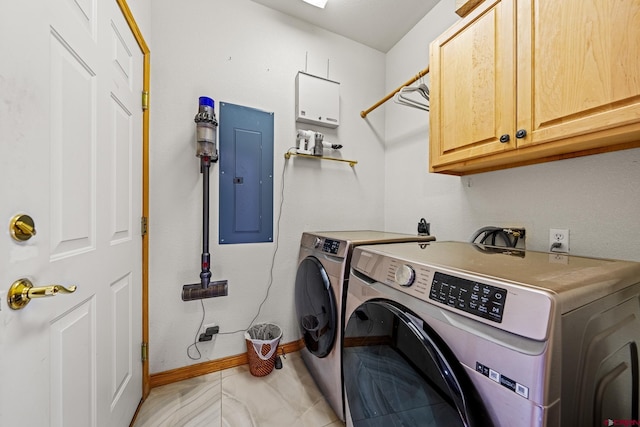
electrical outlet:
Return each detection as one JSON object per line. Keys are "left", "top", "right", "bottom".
{"left": 198, "top": 333, "right": 213, "bottom": 342}
{"left": 198, "top": 323, "right": 219, "bottom": 342}
{"left": 549, "top": 228, "right": 569, "bottom": 253}
{"left": 202, "top": 323, "right": 217, "bottom": 333}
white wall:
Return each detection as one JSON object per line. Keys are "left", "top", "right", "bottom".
{"left": 126, "top": 0, "right": 151, "bottom": 44}
{"left": 148, "top": 0, "right": 640, "bottom": 376}
{"left": 149, "top": 0, "right": 387, "bottom": 373}
{"left": 384, "top": 0, "right": 640, "bottom": 262}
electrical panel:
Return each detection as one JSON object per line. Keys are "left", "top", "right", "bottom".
{"left": 219, "top": 102, "right": 274, "bottom": 244}
{"left": 295, "top": 71, "right": 340, "bottom": 128}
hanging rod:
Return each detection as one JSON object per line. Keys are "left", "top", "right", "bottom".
{"left": 360, "top": 66, "right": 429, "bottom": 118}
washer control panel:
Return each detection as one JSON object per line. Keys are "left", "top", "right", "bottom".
{"left": 430, "top": 272, "right": 507, "bottom": 323}
{"left": 353, "top": 247, "right": 553, "bottom": 340}
{"left": 388, "top": 260, "right": 507, "bottom": 322}
{"left": 311, "top": 237, "right": 343, "bottom": 255}
{"left": 320, "top": 238, "right": 341, "bottom": 255}
{"left": 394, "top": 264, "right": 415, "bottom": 287}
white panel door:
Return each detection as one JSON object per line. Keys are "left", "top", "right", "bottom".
{"left": 0, "top": 0, "right": 143, "bottom": 426}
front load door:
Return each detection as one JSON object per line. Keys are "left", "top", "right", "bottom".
{"left": 0, "top": 0, "right": 143, "bottom": 426}
{"left": 343, "top": 300, "right": 490, "bottom": 427}
{"left": 295, "top": 256, "right": 337, "bottom": 357}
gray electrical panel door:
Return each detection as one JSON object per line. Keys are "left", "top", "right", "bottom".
{"left": 219, "top": 102, "right": 274, "bottom": 244}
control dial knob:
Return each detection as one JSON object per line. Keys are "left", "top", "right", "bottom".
{"left": 313, "top": 237, "right": 322, "bottom": 248}
{"left": 394, "top": 264, "right": 415, "bottom": 287}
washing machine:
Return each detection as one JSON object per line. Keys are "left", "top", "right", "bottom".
{"left": 344, "top": 241, "right": 640, "bottom": 427}
{"left": 294, "top": 231, "right": 435, "bottom": 421}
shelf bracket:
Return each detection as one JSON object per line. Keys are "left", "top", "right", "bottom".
{"left": 284, "top": 152, "right": 357, "bottom": 167}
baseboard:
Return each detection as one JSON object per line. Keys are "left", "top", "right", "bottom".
{"left": 149, "top": 338, "right": 305, "bottom": 389}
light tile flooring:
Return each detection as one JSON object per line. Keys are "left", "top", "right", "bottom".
{"left": 133, "top": 351, "right": 345, "bottom": 427}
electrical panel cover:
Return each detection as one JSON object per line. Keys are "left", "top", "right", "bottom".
{"left": 219, "top": 102, "right": 274, "bottom": 244}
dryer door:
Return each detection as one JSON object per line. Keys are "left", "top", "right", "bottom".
{"left": 343, "top": 300, "right": 491, "bottom": 427}
{"left": 295, "top": 256, "right": 337, "bottom": 358}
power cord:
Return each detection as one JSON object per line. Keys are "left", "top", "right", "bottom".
{"left": 470, "top": 226, "right": 525, "bottom": 248}
{"left": 217, "top": 149, "right": 290, "bottom": 335}
{"left": 186, "top": 148, "right": 293, "bottom": 359}
{"left": 187, "top": 299, "right": 206, "bottom": 360}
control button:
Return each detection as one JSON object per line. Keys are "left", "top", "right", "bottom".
{"left": 394, "top": 264, "right": 415, "bottom": 287}
{"left": 476, "top": 362, "right": 488, "bottom": 376}
{"left": 489, "top": 369, "right": 500, "bottom": 383}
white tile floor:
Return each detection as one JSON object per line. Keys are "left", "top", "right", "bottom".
{"left": 133, "top": 352, "right": 345, "bottom": 427}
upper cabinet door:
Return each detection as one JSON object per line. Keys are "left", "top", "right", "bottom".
{"left": 429, "top": 0, "right": 640, "bottom": 175}
{"left": 518, "top": 0, "right": 640, "bottom": 149}
{"left": 430, "top": 0, "right": 516, "bottom": 170}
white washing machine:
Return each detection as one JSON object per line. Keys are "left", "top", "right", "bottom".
{"left": 294, "top": 231, "right": 435, "bottom": 421}
{"left": 344, "top": 241, "right": 640, "bottom": 427}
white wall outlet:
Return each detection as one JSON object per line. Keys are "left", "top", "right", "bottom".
{"left": 549, "top": 228, "right": 570, "bottom": 253}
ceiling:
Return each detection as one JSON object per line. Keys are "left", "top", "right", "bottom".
{"left": 250, "top": 0, "right": 440, "bottom": 53}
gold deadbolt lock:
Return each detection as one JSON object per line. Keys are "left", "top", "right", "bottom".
{"left": 10, "top": 214, "right": 37, "bottom": 241}
{"left": 7, "top": 278, "right": 77, "bottom": 310}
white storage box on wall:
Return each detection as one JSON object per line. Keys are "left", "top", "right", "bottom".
{"left": 295, "top": 71, "right": 340, "bottom": 128}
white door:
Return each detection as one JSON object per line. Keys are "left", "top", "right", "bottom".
{"left": 0, "top": 0, "right": 143, "bottom": 426}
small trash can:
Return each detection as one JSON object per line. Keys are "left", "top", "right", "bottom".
{"left": 245, "top": 323, "right": 282, "bottom": 377}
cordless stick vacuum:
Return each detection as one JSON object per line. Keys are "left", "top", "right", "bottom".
{"left": 182, "top": 97, "right": 229, "bottom": 301}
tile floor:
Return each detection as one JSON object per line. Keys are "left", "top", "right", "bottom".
{"left": 133, "top": 351, "right": 345, "bottom": 427}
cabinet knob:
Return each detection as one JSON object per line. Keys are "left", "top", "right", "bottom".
{"left": 516, "top": 129, "right": 527, "bottom": 139}
{"left": 499, "top": 134, "right": 510, "bottom": 143}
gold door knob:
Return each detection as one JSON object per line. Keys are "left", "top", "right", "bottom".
{"left": 7, "top": 278, "right": 77, "bottom": 310}
{"left": 10, "top": 214, "right": 37, "bottom": 241}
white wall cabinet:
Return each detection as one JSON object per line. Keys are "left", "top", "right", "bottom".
{"left": 295, "top": 71, "right": 340, "bottom": 128}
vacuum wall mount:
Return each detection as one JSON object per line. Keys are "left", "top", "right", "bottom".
{"left": 182, "top": 96, "right": 229, "bottom": 301}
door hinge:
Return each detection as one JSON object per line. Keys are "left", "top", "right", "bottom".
{"left": 142, "top": 90, "right": 149, "bottom": 111}
{"left": 141, "top": 342, "right": 148, "bottom": 362}
{"left": 141, "top": 216, "right": 148, "bottom": 236}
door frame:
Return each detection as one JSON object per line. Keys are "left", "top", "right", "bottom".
{"left": 114, "top": 0, "right": 151, "bottom": 399}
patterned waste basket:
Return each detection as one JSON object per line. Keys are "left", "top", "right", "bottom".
{"left": 244, "top": 323, "right": 282, "bottom": 377}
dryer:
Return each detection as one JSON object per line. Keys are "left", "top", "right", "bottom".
{"left": 294, "top": 231, "right": 435, "bottom": 421}
{"left": 344, "top": 241, "right": 640, "bottom": 427}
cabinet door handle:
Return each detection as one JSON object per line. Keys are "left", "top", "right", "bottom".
{"left": 499, "top": 134, "right": 510, "bottom": 143}
{"left": 516, "top": 129, "right": 527, "bottom": 139}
